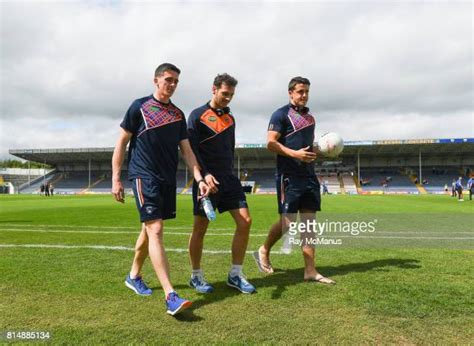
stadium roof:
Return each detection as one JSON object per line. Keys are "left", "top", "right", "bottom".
{"left": 9, "top": 138, "right": 474, "bottom": 165}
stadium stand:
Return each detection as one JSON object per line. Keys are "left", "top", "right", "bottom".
{"left": 420, "top": 167, "right": 470, "bottom": 194}
{"left": 358, "top": 168, "right": 419, "bottom": 193}
{"left": 250, "top": 169, "right": 275, "bottom": 193}
{"left": 2, "top": 168, "right": 55, "bottom": 194}
{"left": 341, "top": 173, "right": 358, "bottom": 194}
{"left": 57, "top": 172, "right": 99, "bottom": 191}
{"left": 9, "top": 138, "right": 474, "bottom": 195}
{"left": 318, "top": 174, "right": 342, "bottom": 194}
{"left": 2, "top": 174, "right": 37, "bottom": 188}
{"left": 176, "top": 170, "right": 188, "bottom": 192}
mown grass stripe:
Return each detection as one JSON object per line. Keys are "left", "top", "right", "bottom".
{"left": 0, "top": 243, "right": 285, "bottom": 254}
{"left": 0, "top": 228, "right": 472, "bottom": 240}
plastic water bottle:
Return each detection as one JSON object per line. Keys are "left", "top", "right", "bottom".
{"left": 281, "top": 232, "right": 292, "bottom": 254}
{"left": 201, "top": 197, "right": 216, "bottom": 221}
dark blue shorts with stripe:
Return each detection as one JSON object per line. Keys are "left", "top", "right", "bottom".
{"left": 131, "top": 177, "right": 177, "bottom": 222}
{"left": 276, "top": 174, "right": 321, "bottom": 214}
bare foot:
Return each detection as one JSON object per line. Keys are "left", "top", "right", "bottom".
{"left": 304, "top": 272, "right": 335, "bottom": 284}
{"left": 252, "top": 246, "right": 274, "bottom": 274}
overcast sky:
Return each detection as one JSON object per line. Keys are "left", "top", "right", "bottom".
{"left": 1, "top": 0, "right": 473, "bottom": 159}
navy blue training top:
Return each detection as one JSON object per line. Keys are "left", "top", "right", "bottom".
{"left": 187, "top": 103, "right": 235, "bottom": 177}
{"left": 268, "top": 104, "right": 316, "bottom": 176}
{"left": 120, "top": 95, "right": 187, "bottom": 184}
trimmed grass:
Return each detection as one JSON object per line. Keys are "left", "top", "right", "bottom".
{"left": 1, "top": 194, "right": 473, "bottom": 344}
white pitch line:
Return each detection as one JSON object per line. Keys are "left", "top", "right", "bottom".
{"left": 0, "top": 243, "right": 283, "bottom": 254}
{"left": 0, "top": 228, "right": 473, "bottom": 239}
{"left": 0, "top": 223, "right": 235, "bottom": 231}
{"left": 0, "top": 228, "right": 266, "bottom": 237}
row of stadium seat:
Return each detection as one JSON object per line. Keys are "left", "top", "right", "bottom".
{"left": 17, "top": 167, "right": 471, "bottom": 195}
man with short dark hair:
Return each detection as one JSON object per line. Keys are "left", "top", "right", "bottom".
{"left": 154, "top": 63, "right": 181, "bottom": 78}
{"left": 253, "top": 76, "right": 335, "bottom": 284}
{"left": 187, "top": 73, "right": 256, "bottom": 294}
{"left": 112, "top": 63, "right": 210, "bottom": 315}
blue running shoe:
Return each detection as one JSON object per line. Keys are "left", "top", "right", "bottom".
{"left": 166, "top": 292, "right": 192, "bottom": 316}
{"left": 227, "top": 273, "right": 256, "bottom": 294}
{"left": 189, "top": 275, "right": 214, "bottom": 293}
{"left": 125, "top": 275, "right": 152, "bottom": 296}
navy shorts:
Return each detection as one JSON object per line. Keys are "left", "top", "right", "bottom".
{"left": 193, "top": 174, "right": 248, "bottom": 216}
{"left": 276, "top": 174, "right": 321, "bottom": 214}
{"left": 131, "top": 177, "right": 176, "bottom": 222}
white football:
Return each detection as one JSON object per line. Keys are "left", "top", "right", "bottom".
{"left": 318, "top": 132, "right": 344, "bottom": 158}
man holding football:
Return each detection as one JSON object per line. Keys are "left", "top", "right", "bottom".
{"left": 253, "top": 76, "right": 335, "bottom": 284}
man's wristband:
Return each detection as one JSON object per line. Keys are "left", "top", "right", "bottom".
{"left": 197, "top": 179, "right": 206, "bottom": 185}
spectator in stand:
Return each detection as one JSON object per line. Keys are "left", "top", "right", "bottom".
{"left": 444, "top": 184, "right": 448, "bottom": 193}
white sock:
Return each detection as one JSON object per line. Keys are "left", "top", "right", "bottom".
{"left": 192, "top": 269, "right": 203, "bottom": 278}
{"left": 230, "top": 265, "right": 242, "bottom": 277}
{"left": 130, "top": 272, "right": 138, "bottom": 280}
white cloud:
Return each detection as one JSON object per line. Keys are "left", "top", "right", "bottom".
{"left": 1, "top": 1, "right": 472, "bottom": 159}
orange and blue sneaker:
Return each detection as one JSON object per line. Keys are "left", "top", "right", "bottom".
{"left": 125, "top": 274, "right": 152, "bottom": 296}
{"left": 166, "top": 292, "right": 192, "bottom": 316}
{"left": 227, "top": 273, "right": 256, "bottom": 294}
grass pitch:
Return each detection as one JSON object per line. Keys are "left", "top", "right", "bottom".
{"left": 1, "top": 194, "right": 473, "bottom": 344}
